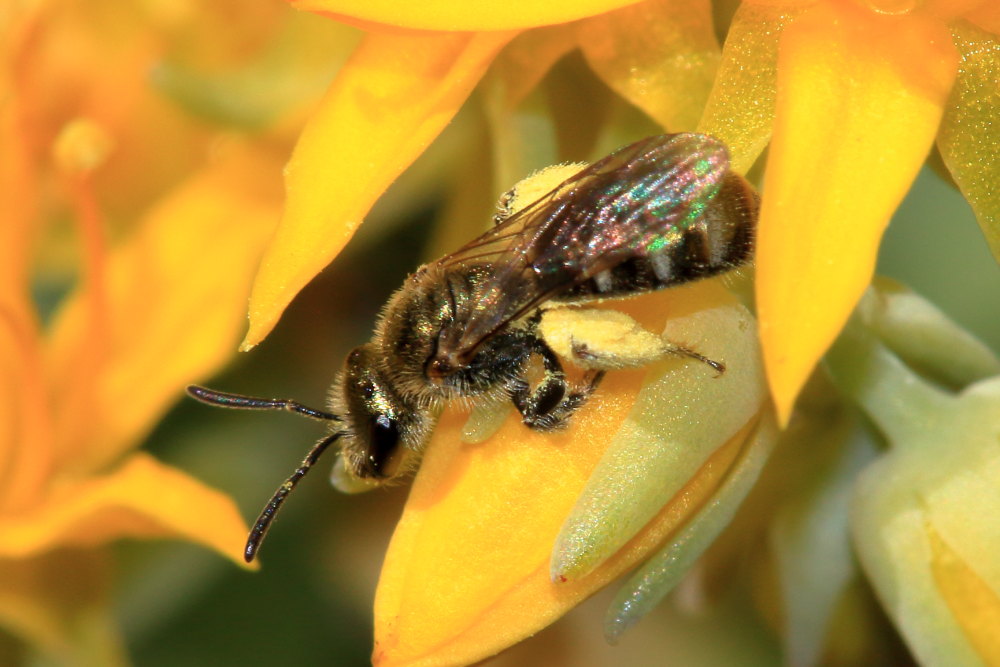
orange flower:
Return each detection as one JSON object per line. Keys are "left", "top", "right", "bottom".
{"left": 1, "top": 0, "right": 356, "bottom": 660}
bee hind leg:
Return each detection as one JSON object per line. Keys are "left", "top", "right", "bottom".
{"left": 511, "top": 338, "right": 606, "bottom": 431}
{"left": 539, "top": 306, "right": 724, "bottom": 375}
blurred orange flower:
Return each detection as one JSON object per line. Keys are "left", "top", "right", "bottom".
{"left": 0, "top": 0, "right": 356, "bottom": 661}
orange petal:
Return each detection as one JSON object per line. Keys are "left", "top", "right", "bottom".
{"left": 697, "top": 1, "right": 809, "bottom": 173}
{"left": 0, "top": 10, "right": 54, "bottom": 512}
{"left": 242, "top": 30, "right": 515, "bottom": 350}
{"left": 0, "top": 69, "right": 38, "bottom": 304}
{"left": 289, "top": 0, "right": 647, "bottom": 31}
{"left": 756, "top": 1, "right": 958, "bottom": 425}
{"left": 0, "top": 298, "right": 53, "bottom": 513}
{"left": 577, "top": 0, "right": 720, "bottom": 132}
{"left": 373, "top": 285, "right": 759, "bottom": 667}
{"left": 0, "top": 453, "right": 251, "bottom": 568}
{"left": 937, "top": 23, "right": 1000, "bottom": 261}
{"left": 44, "top": 143, "right": 283, "bottom": 473}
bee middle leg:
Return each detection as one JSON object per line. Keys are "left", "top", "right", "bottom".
{"left": 511, "top": 337, "right": 606, "bottom": 431}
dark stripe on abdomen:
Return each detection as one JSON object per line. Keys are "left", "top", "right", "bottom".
{"left": 559, "top": 223, "right": 752, "bottom": 301}
{"left": 557, "top": 171, "right": 757, "bottom": 303}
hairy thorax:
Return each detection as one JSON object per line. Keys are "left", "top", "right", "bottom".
{"left": 374, "top": 263, "right": 533, "bottom": 406}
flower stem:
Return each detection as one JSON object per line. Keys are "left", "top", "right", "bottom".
{"left": 825, "top": 317, "right": 952, "bottom": 449}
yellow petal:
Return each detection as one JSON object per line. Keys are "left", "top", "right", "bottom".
{"left": 373, "top": 286, "right": 758, "bottom": 667}
{"left": 289, "top": 0, "right": 647, "bottom": 31}
{"left": 0, "top": 453, "right": 251, "bottom": 567}
{"left": 45, "top": 143, "right": 282, "bottom": 473}
{"left": 937, "top": 23, "right": 1000, "bottom": 260}
{"left": 468, "top": 26, "right": 575, "bottom": 206}
{"left": 577, "top": 0, "right": 720, "bottom": 132}
{"left": 242, "top": 30, "right": 515, "bottom": 350}
{"left": 928, "top": 524, "right": 1000, "bottom": 664}
{"left": 756, "top": 2, "right": 958, "bottom": 425}
{"left": 697, "top": 1, "right": 809, "bottom": 173}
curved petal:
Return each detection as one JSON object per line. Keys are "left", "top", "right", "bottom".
{"left": 373, "top": 284, "right": 761, "bottom": 667}
{"left": 0, "top": 300, "right": 52, "bottom": 513}
{"left": 937, "top": 23, "right": 1000, "bottom": 261}
{"left": 697, "top": 1, "right": 808, "bottom": 173}
{"left": 289, "top": 0, "right": 646, "bottom": 31}
{"left": 0, "top": 453, "right": 252, "bottom": 568}
{"left": 242, "top": 30, "right": 515, "bottom": 350}
{"left": 928, "top": 525, "right": 1000, "bottom": 664}
{"left": 578, "top": 0, "right": 720, "bottom": 133}
{"left": 756, "top": 2, "right": 958, "bottom": 425}
{"left": 552, "top": 283, "right": 765, "bottom": 579}
{"left": 0, "top": 12, "right": 52, "bottom": 507}
{"left": 45, "top": 145, "right": 283, "bottom": 473}
{"left": 604, "top": 412, "right": 775, "bottom": 642}
{"left": 0, "top": 59, "right": 38, "bottom": 303}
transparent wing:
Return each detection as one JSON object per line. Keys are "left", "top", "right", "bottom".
{"left": 434, "top": 133, "right": 732, "bottom": 365}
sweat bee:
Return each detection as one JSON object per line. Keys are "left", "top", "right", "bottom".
{"left": 188, "top": 133, "right": 759, "bottom": 562}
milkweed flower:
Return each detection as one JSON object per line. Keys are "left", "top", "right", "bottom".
{"left": 212, "top": 0, "right": 1000, "bottom": 664}
{"left": 1, "top": 0, "right": 356, "bottom": 661}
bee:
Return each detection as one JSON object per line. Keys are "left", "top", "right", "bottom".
{"left": 188, "top": 133, "right": 759, "bottom": 562}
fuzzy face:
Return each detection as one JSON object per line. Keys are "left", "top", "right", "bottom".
{"left": 331, "top": 266, "right": 536, "bottom": 483}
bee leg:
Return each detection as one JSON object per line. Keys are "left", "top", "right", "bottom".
{"left": 511, "top": 338, "right": 606, "bottom": 431}
{"left": 492, "top": 187, "right": 516, "bottom": 225}
{"left": 539, "top": 306, "right": 724, "bottom": 374}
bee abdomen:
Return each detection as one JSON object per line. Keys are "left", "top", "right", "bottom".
{"left": 558, "top": 171, "right": 756, "bottom": 302}
{"left": 561, "top": 238, "right": 725, "bottom": 300}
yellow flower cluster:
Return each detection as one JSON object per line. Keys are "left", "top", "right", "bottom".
{"left": 251, "top": 0, "right": 997, "bottom": 664}
{"left": 4, "top": 0, "right": 998, "bottom": 664}
{"left": 231, "top": 2, "right": 998, "bottom": 659}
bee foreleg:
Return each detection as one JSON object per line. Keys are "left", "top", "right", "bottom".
{"left": 511, "top": 337, "right": 606, "bottom": 431}
{"left": 538, "top": 306, "right": 724, "bottom": 375}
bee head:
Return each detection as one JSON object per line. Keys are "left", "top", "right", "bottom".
{"left": 334, "top": 343, "right": 433, "bottom": 483}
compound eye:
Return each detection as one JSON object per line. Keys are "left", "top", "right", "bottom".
{"left": 364, "top": 413, "right": 402, "bottom": 478}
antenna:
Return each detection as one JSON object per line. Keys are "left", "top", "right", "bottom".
{"left": 186, "top": 385, "right": 340, "bottom": 421}
{"left": 185, "top": 385, "right": 344, "bottom": 561}
{"left": 244, "top": 431, "right": 343, "bottom": 562}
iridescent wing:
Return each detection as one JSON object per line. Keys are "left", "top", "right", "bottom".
{"left": 433, "top": 133, "right": 737, "bottom": 367}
